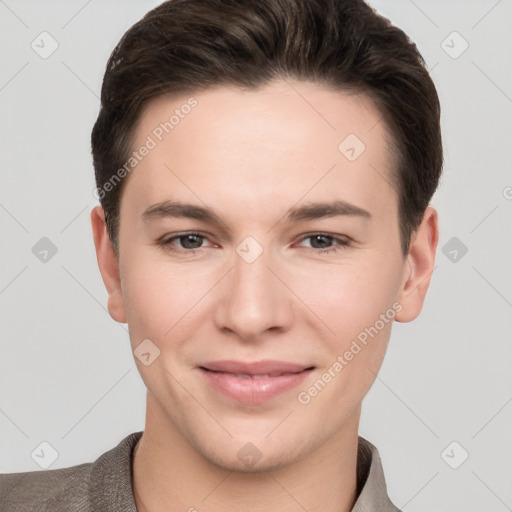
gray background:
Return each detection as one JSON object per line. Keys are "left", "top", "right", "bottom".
{"left": 1, "top": 0, "right": 511, "bottom": 510}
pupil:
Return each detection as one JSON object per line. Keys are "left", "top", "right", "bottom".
{"left": 183, "top": 235, "right": 201, "bottom": 249}
{"left": 313, "top": 235, "right": 330, "bottom": 248}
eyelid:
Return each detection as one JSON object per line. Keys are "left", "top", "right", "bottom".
{"left": 295, "top": 231, "right": 351, "bottom": 243}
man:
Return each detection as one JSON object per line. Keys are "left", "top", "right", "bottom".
{"left": 0, "top": 0, "right": 442, "bottom": 510}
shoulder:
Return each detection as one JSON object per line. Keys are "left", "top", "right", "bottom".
{"left": 0, "top": 462, "right": 93, "bottom": 512}
{"left": 0, "top": 431, "right": 142, "bottom": 512}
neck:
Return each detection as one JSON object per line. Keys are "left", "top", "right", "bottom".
{"left": 133, "top": 394, "right": 361, "bottom": 512}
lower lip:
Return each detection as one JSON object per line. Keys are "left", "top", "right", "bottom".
{"left": 199, "top": 368, "right": 313, "bottom": 405}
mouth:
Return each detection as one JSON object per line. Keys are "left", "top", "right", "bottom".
{"left": 199, "top": 359, "right": 314, "bottom": 375}
{"left": 200, "top": 370, "right": 309, "bottom": 379}
{"left": 198, "top": 360, "right": 315, "bottom": 404}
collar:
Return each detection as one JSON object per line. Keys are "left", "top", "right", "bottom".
{"left": 352, "top": 436, "right": 402, "bottom": 511}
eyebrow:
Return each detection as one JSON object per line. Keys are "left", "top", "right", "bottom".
{"left": 141, "top": 199, "right": 371, "bottom": 226}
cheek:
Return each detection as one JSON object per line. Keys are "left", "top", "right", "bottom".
{"left": 120, "top": 251, "right": 189, "bottom": 346}
{"left": 310, "top": 259, "right": 402, "bottom": 400}
{"left": 289, "top": 256, "right": 402, "bottom": 345}
{"left": 120, "top": 248, "right": 225, "bottom": 360}
{"left": 293, "top": 264, "right": 398, "bottom": 418}
{"left": 119, "top": 255, "right": 199, "bottom": 397}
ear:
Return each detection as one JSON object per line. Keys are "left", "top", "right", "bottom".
{"left": 90, "top": 205, "right": 127, "bottom": 324}
{"left": 395, "top": 206, "right": 439, "bottom": 323}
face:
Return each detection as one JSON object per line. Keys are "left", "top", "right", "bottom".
{"left": 92, "top": 79, "right": 437, "bottom": 472}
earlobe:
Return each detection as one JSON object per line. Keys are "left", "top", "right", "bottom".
{"left": 90, "top": 206, "right": 127, "bottom": 324}
{"left": 395, "top": 206, "right": 439, "bottom": 323}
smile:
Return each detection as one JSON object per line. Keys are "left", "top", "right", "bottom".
{"left": 198, "top": 361, "right": 314, "bottom": 404}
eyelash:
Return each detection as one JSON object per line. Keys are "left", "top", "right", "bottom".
{"left": 157, "top": 232, "right": 351, "bottom": 255}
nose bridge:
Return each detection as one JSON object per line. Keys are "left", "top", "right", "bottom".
{"left": 214, "top": 238, "right": 293, "bottom": 339}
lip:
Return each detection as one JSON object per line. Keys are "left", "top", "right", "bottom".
{"left": 198, "top": 360, "right": 314, "bottom": 405}
{"left": 200, "top": 359, "right": 312, "bottom": 375}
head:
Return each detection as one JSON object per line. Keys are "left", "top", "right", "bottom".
{"left": 91, "top": 0, "right": 442, "bottom": 471}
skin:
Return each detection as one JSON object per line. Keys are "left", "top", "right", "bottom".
{"left": 91, "top": 79, "right": 438, "bottom": 512}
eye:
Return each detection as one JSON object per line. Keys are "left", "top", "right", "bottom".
{"left": 296, "top": 233, "right": 350, "bottom": 254}
{"left": 158, "top": 232, "right": 211, "bottom": 252}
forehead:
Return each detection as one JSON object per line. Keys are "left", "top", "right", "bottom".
{"left": 135, "top": 79, "right": 390, "bottom": 147}
{"left": 123, "top": 79, "right": 398, "bottom": 219}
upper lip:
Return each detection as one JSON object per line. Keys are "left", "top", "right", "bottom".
{"left": 199, "top": 360, "right": 314, "bottom": 375}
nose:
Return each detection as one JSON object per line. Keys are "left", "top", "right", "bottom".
{"left": 213, "top": 243, "right": 294, "bottom": 342}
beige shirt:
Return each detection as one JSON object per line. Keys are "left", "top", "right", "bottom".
{"left": 0, "top": 432, "right": 401, "bottom": 511}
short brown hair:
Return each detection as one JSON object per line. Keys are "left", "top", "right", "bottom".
{"left": 91, "top": 0, "right": 443, "bottom": 255}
